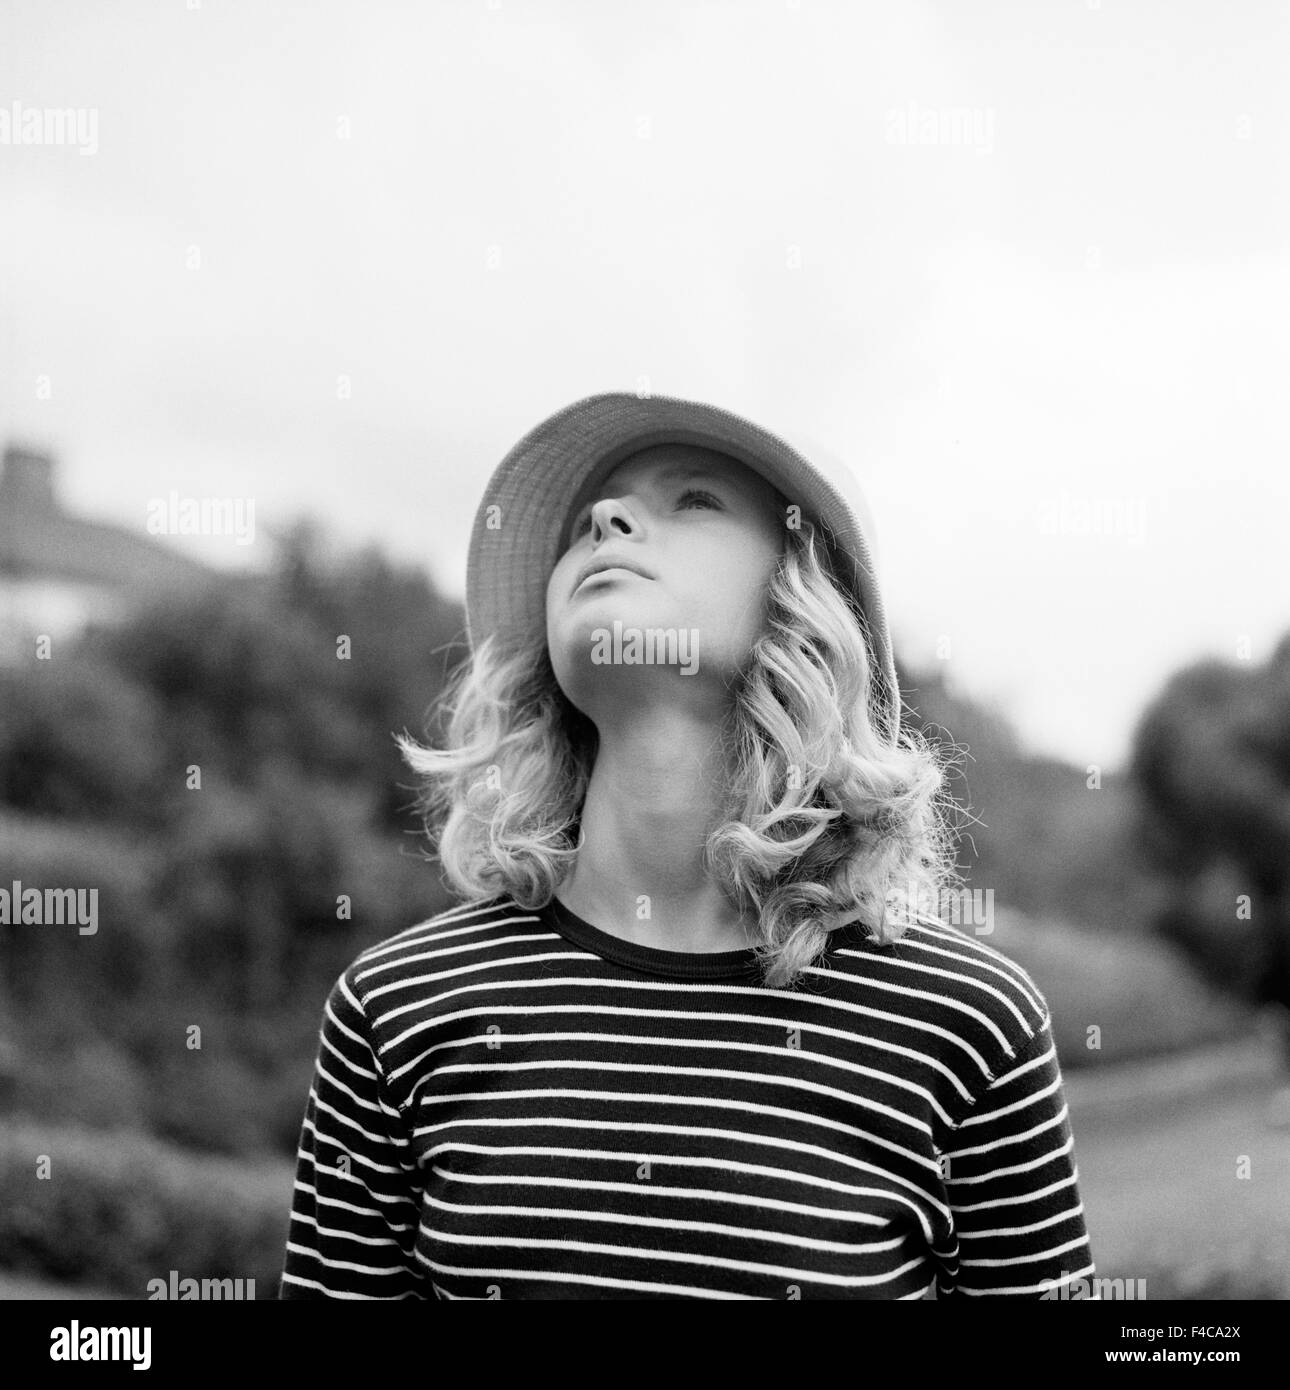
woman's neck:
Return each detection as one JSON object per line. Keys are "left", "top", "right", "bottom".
{"left": 558, "top": 707, "right": 758, "bottom": 952}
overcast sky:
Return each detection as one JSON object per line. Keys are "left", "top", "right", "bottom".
{"left": 2, "top": 0, "right": 1286, "bottom": 771}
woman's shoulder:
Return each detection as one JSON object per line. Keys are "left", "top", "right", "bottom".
{"left": 334, "top": 894, "right": 541, "bottom": 1007}
{"left": 832, "top": 910, "right": 1051, "bottom": 1050}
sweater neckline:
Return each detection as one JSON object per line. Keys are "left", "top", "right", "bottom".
{"left": 540, "top": 893, "right": 875, "bottom": 982}
{"left": 543, "top": 893, "right": 765, "bottom": 981}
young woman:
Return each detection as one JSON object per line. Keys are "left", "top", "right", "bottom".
{"left": 280, "top": 393, "right": 1095, "bottom": 1300}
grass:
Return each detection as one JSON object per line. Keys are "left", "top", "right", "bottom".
{"left": 1067, "top": 1070, "right": 1290, "bottom": 1300}
{"left": 972, "top": 906, "right": 1249, "bottom": 1068}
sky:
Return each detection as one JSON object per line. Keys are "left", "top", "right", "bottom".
{"left": 2, "top": 0, "right": 1287, "bottom": 772}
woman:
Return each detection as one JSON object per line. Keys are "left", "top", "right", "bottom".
{"left": 280, "top": 392, "right": 1095, "bottom": 1300}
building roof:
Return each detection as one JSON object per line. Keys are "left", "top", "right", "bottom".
{"left": 0, "top": 445, "right": 213, "bottom": 597}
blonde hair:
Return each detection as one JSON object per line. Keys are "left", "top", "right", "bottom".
{"left": 399, "top": 519, "right": 964, "bottom": 989}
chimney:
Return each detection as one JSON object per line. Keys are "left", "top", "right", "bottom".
{"left": 0, "top": 446, "right": 58, "bottom": 512}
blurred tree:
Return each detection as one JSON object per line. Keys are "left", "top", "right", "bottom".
{"left": 1129, "top": 633, "right": 1290, "bottom": 1018}
{"left": 0, "top": 657, "right": 167, "bottom": 823}
{"left": 0, "top": 515, "right": 460, "bottom": 1154}
{"left": 898, "top": 660, "right": 1160, "bottom": 932}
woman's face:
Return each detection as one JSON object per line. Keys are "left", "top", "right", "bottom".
{"left": 545, "top": 443, "right": 785, "bottom": 712}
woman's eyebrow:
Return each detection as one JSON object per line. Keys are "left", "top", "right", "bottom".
{"left": 655, "top": 463, "right": 728, "bottom": 483}
{"left": 567, "top": 463, "right": 734, "bottom": 532}
{"left": 575, "top": 465, "right": 726, "bottom": 509}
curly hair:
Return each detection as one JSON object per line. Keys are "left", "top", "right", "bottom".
{"left": 398, "top": 517, "right": 965, "bottom": 989}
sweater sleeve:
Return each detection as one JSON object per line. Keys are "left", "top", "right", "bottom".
{"left": 937, "top": 1015, "right": 1095, "bottom": 1298}
{"left": 279, "top": 969, "right": 430, "bottom": 1299}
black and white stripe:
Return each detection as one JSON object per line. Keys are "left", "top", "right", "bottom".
{"left": 280, "top": 896, "right": 1094, "bottom": 1299}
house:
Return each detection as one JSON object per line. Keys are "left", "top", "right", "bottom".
{"left": 0, "top": 445, "right": 214, "bottom": 663}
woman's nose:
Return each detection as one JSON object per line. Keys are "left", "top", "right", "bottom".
{"left": 589, "top": 496, "right": 636, "bottom": 540}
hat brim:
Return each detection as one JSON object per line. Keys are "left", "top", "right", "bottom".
{"left": 465, "top": 392, "right": 899, "bottom": 730}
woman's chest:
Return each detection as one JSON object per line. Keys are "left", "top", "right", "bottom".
{"left": 397, "top": 1016, "right": 951, "bottom": 1299}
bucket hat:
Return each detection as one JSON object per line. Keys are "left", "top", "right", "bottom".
{"left": 465, "top": 392, "right": 900, "bottom": 733}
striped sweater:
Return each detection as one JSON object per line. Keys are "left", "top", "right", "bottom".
{"left": 279, "top": 893, "right": 1094, "bottom": 1300}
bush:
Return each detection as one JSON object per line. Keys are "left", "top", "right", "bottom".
{"left": 0, "top": 658, "right": 167, "bottom": 824}
{"left": 8, "top": 1038, "right": 152, "bottom": 1132}
{"left": 0, "top": 1119, "right": 294, "bottom": 1298}
{"left": 980, "top": 907, "right": 1250, "bottom": 1068}
{"left": 0, "top": 812, "right": 162, "bottom": 1009}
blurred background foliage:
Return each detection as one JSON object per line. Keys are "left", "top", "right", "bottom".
{"left": 2, "top": 520, "right": 1288, "bottom": 1297}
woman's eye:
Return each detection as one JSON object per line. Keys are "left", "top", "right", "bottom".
{"left": 568, "top": 487, "right": 720, "bottom": 544}
{"left": 677, "top": 487, "right": 721, "bottom": 510}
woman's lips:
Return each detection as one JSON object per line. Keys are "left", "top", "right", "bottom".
{"left": 575, "top": 566, "right": 647, "bottom": 591}
{"left": 573, "top": 556, "right": 654, "bottom": 592}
